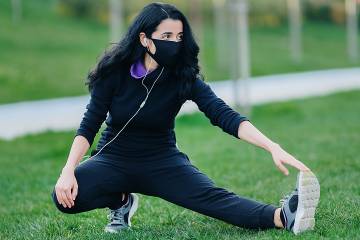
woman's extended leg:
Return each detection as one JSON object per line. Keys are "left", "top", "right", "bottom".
{"left": 144, "top": 156, "right": 278, "bottom": 230}
{"left": 51, "top": 153, "right": 133, "bottom": 214}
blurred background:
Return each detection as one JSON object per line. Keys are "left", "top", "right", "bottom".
{"left": 0, "top": 0, "right": 359, "bottom": 104}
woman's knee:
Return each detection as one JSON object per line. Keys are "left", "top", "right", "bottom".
{"left": 50, "top": 188, "right": 80, "bottom": 214}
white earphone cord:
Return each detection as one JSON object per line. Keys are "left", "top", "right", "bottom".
{"left": 81, "top": 57, "right": 164, "bottom": 162}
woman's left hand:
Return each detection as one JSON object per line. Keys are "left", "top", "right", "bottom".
{"left": 270, "top": 143, "right": 310, "bottom": 175}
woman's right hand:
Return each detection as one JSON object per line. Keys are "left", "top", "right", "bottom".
{"left": 55, "top": 166, "right": 78, "bottom": 208}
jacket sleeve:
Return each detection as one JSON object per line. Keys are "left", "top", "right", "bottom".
{"left": 74, "top": 75, "right": 117, "bottom": 147}
{"left": 188, "top": 77, "right": 250, "bottom": 139}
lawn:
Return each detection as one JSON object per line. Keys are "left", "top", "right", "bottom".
{"left": 0, "top": 89, "right": 359, "bottom": 239}
{"left": 0, "top": 0, "right": 359, "bottom": 104}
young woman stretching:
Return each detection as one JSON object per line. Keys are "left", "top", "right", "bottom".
{"left": 51, "top": 2, "right": 320, "bottom": 235}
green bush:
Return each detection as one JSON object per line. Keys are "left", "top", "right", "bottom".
{"left": 55, "top": 0, "right": 108, "bottom": 23}
{"left": 249, "top": 0, "right": 287, "bottom": 27}
{"left": 304, "top": 0, "right": 332, "bottom": 22}
{"left": 54, "top": 0, "right": 358, "bottom": 27}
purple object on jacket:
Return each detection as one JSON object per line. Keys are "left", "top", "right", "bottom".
{"left": 130, "top": 58, "right": 155, "bottom": 79}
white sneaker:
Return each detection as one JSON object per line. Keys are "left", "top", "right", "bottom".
{"left": 280, "top": 171, "right": 320, "bottom": 235}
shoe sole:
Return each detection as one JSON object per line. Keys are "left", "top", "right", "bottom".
{"left": 128, "top": 193, "right": 139, "bottom": 227}
{"left": 104, "top": 226, "right": 127, "bottom": 234}
{"left": 293, "top": 171, "right": 320, "bottom": 235}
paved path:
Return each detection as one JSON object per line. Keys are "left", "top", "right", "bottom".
{"left": 1, "top": 67, "right": 359, "bottom": 140}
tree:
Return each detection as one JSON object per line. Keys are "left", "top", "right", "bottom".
{"left": 287, "top": 0, "right": 302, "bottom": 63}
{"left": 346, "top": 0, "right": 358, "bottom": 62}
{"left": 109, "top": 0, "right": 124, "bottom": 43}
{"left": 11, "top": 0, "right": 22, "bottom": 24}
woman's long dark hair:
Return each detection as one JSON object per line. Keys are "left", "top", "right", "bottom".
{"left": 85, "top": 2, "right": 204, "bottom": 102}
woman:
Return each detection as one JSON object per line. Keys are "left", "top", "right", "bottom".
{"left": 51, "top": 2, "right": 320, "bottom": 235}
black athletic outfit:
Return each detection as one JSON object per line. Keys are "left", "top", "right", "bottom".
{"left": 51, "top": 65, "right": 278, "bottom": 229}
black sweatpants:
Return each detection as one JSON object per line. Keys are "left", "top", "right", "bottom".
{"left": 51, "top": 151, "right": 277, "bottom": 230}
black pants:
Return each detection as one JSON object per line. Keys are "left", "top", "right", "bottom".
{"left": 51, "top": 151, "right": 277, "bottom": 230}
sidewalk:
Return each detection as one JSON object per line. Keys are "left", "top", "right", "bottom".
{"left": 1, "top": 67, "right": 359, "bottom": 140}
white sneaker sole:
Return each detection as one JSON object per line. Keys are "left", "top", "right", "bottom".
{"left": 128, "top": 193, "right": 139, "bottom": 227}
{"left": 104, "top": 227, "right": 125, "bottom": 234}
{"left": 293, "top": 171, "right": 320, "bottom": 235}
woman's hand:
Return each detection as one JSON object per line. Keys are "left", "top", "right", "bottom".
{"left": 236, "top": 121, "right": 311, "bottom": 175}
{"left": 55, "top": 166, "right": 78, "bottom": 208}
{"left": 269, "top": 143, "right": 310, "bottom": 175}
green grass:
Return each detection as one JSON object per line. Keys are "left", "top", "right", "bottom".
{"left": 0, "top": 0, "right": 359, "bottom": 104}
{"left": 0, "top": 89, "right": 359, "bottom": 239}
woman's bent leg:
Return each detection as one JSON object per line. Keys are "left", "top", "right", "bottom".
{"left": 147, "top": 163, "right": 277, "bottom": 230}
{"left": 51, "top": 154, "right": 132, "bottom": 214}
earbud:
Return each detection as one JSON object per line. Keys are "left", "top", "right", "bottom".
{"left": 140, "top": 99, "right": 146, "bottom": 108}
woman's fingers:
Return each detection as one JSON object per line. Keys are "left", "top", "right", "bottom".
{"left": 56, "top": 186, "right": 76, "bottom": 208}
{"left": 65, "top": 189, "right": 74, "bottom": 207}
{"left": 294, "top": 157, "right": 311, "bottom": 171}
{"left": 55, "top": 188, "right": 63, "bottom": 207}
{"left": 54, "top": 172, "right": 78, "bottom": 208}
{"left": 275, "top": 161, "right": 289, "bottom": 175}
{"left": 272, "top": 148, "right": 311, "bottom": 175}
{"left": 56, "top": 187, "right": 66, "bottom": 208}
{"left": 72, "top": 182, "right": 78, "bottom": 201}
{"left": 285, "top": 156, "right": 310, "bottom": 171}
{"left": 61, "top": 190, "right": 72, "bottom": 208}
{"left": 59, "top": 191, "right": 68, "bottom": 208}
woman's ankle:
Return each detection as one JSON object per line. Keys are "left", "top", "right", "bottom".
{"left": 109, "top": 193, "right": 129, "bottom": 210}
{"left": 274, "top": 208, "right": 285, "bottom": 228}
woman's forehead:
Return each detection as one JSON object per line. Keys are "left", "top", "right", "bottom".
{"left": 155, "top": 19, "right": 183, "bottom": 34}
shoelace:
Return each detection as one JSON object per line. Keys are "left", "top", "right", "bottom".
{"left": 107, "top": 202, "right": 128, "bottom": 226}
{"left": 279, "top": 194, "right": 290, "bottom": 207}
{"left": 279, "top": 187, "right": 298, "bottom": 206}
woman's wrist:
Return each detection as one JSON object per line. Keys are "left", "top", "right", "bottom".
{"left": 62, "top": 164, "right": 75, "bottom": 174}
{"left": 267, "top": 142, "right": 281, "bottom": 153}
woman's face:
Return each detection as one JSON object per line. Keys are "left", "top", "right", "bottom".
{"left": 140, "top": 18, "right": 183, "bottom": 55}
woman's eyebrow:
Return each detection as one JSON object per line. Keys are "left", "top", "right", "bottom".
{"left": 161, "top": 31, "right": 183, "bottom": 35}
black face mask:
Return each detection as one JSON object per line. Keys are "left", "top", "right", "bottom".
{"left": 144, "top": 37, "right": 182, "bottom": 68}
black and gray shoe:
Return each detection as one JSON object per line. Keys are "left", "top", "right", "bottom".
{"left": 104, "top": 193, "right": 139, "bottom": 233}
{"left": 280, "top": 171, "right": 320, "bottom": 235}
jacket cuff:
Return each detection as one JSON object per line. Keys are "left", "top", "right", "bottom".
{"left": 74, "top": 130, "right": 94, "bottom": 148}
{"left": 232, "top": 116, "right": 251, "bottom": 139}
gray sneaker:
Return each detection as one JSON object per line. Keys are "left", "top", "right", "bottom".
{"left": 280, "top": 171, "right": 320, "bottom": 235}
{"left": 104, "top": 193, "right": 139, "bottom": 233}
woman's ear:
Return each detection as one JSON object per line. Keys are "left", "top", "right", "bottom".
{"left": 139, "top": 32, "right": 147, "bottom": 48}
{"left": 144, "top": 38, "right": 148, "bottom": 47}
